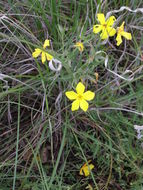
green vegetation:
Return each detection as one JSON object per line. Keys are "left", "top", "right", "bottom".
{"left": 0, "top": 0, "right": 143, "bottom": 189}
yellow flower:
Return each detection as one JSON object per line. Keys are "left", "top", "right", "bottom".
{"left": 74, "top": 42, "right": 84, "bottom": 52}
{"left": 65, "top": 82, "right": 95, "bottom": 112}
{"left": 79, "top": 160, "right": 94, "bottom": 177}
{"left": 32, "top": 39, "right": 53, "bottom": 64}
{"left": 93, "top": 13, "right": 116, "bottom": 39}
{"left": 116, "top": 22, "right": 132, "bottom": 46}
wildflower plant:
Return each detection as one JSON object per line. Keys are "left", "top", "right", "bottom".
{"left": 1, "top": 1, "right": 139, "bottom": 189}
{"left": 93, "top": 13, "right": 116, "bottom": 39}
{"left": 116, "top": 22, "right": 132, "bottom": 46}
{"left": 79, "top": 160, "right": 94, "bottom": 177}
{"left": 65, "top": 82, "right": 95, "bottom": 112}
{"left": 32, "top": 39, "right": 53, "bottom": 64}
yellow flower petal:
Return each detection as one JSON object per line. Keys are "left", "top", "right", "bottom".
{"left": 120, "top": 21, "right": 125, "bottom": 29}
{"left": 82, "top": 166, "right": 90, "bottom": 176}
{"left": 76, "top": 82, "right": 85, "bottom": 94}
{"left": 83, "top": 91, "right": 95, "bottom": 101}
{"left": 85, "top": 164, "right": 94, "bottom": 176}
{"left": 93, "top": 24, "right": 103, "bottom": 34}
{"left": 116, "top": 22, "right": 132, "bottom": 46}
{"left": 107, "top": 27, "right": 116, "bottom": 37}
{"left": 46, "top": 53, "right": 53, "bottom": 61}
{"left": 79, "top": 168, "right": 84, "bottom": 175}
{"left": 71, "top": 99, "right": 80, "bottom": 111}
{"left": 80, "top": 99, "right": 89, "bottom": 112}
{"left": 41, "top": 52, "right": 46, "bottom": 64}
{"left": 106, "top": 16, "right": 116, "bottom": 27}
{"left": 116, "top": 22, "right": 124, "bottom": 35}
{"left": 43, "top": 39, "right": 50, "bottom": 49}
{"left": 79, "top": 162, "right": 94, "bottom": 177}
{"left": 32, "top": 48, "right": 42, "bottom": 58}
{"left": 116, "top": 34, "right": 122, "bottom": 46}
{"left": 83, "top": 164, "right": 94, "bottom": 176}
{"left": 121, "top": 31, "right": 132, "bottom": 40}
{"left": 97, "top": 13, "right": 105, "bottom": 24}
{"left": 100, "top": 29, "right": 108, "bottom": 39}
{"left": 65, "top": 91, "right": 77, "bottom": 100}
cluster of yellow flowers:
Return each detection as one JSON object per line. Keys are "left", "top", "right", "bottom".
{"left": 32, "top": 13, "right": 132, "bottom": 112}
{"left": 93, "top": 13, "right": 132, "bottom": 46}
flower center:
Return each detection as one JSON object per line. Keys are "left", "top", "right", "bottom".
{"left": 77, "top": 94, "right": 83, "bottom": 100}
{"left": 103, "top": 23, "right": 107, "bottom": 28}
{"left": 118, "top": 27, "right": 123, "bottom": 34}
